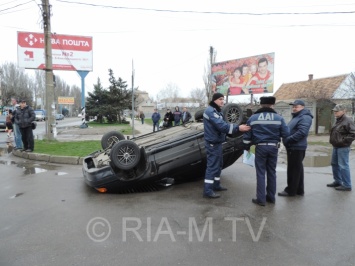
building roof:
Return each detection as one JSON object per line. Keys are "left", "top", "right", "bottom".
{"left": 274, "top": 74, "right": 349, "bottom": 101}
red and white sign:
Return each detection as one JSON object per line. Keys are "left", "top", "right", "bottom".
{"left": 17, "top": 31, "right": 93, "bottom": 71}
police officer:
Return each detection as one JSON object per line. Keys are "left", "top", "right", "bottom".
{"left": 203, "top": 93, "right": 250, "bottom": 198}
{"left": 243, "top": 96, "right": 289, "bottom": 206}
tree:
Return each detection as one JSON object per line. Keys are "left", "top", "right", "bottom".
{"left": 158, "top": 83, "right": 180, "bottom": 102}
{"left": 69, "top": 85, "right": 81, "bottom": 115}
{"left": 190, "top": 87, "right": 207, "bottom": 107}
{"left": 85, "top": 70, "right": 132, "bottom": 123}
{"left": 0, "top": 62, "right": 33, "bottom": 107}
{"left": 86, "top": 78, "right": 108, "bottom": 123}
{"left": 106, "top": 69, "right": 132, "bottom": 123}
{"left": 34, "top": 70, "right": 45, "bottom": 109}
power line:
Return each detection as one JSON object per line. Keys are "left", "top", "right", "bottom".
{"left": 56, "top": 0, "right": 355, "bottom": 16}
{"left": 0, "top": 0, "right": 33, "bottom": 13}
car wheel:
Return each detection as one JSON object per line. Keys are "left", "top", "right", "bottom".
{"left": 110, "top": 140, "right": 141, "bottom": 170}
{"left": 101, "top": 131, "right": 125, "bottom": 149}
{"left": 194, "top": 108, "right": 205, "bottom": 121}
{"left": 222, "top": 103, "right": 243, "bottom": 124}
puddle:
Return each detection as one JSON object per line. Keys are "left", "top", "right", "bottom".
{"left": 0, "top": 145, "right": 14, "bottom": 156}
{"left": 0, "top": 146, "right": 60, "bottom": 175}
{"left": 16, "top": 162, "right": 59, "bottom": 175}
{"left": 0, "top": 160, "right": 17, "bottom": 166}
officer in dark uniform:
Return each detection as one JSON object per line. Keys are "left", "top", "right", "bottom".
{"left": 203, "top": 93, "right": 250, "bottom": 198}
{"left": 243, "top": 96, "right": 289, "bottom": 206}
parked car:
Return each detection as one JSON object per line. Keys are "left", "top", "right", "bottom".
{"left": 34, "top": 110, "right": 46, "bottom": 121}
{"left": 82, "top": 103, "right": 248, "bottom": 193}
{"left": 0, "top": 115, "right": 6, "bottom": 130}
{"left": 55, "top": 113, "right": 64, "bottom": 120}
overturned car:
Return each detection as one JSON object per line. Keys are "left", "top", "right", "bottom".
{"left": 82, "top": 103, "right": 248, "bottom": 193}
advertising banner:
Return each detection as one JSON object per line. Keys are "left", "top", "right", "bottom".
{"left": 58, "top": 97, "right": 75, "bottom": 105}
{"left": 17, "top": 31, "right": 93, "bottom": 71}
{"left": 211, "top": 52, "right": 274, "bottom": 96}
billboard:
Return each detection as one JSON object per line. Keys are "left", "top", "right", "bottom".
{"left": 17, "top": 31, "right": 93, "bottom": 71}
{"left": 211, "top": 52, "right": 274, "bottom": 96}
{"left": 58, "top": 97, "right": 75, "bottom": 105}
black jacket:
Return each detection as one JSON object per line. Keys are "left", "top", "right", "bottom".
{"left": 330, "top": 114, "right": 355, "bottom": 147}
{"left": 14, "top": 106, "right": 35, "bottom": 128}
{"left": 163, "top": 111, "right": 174, "bottom": 127}
{"left": 182, "top": 111, "right": 192, "bottom": 123}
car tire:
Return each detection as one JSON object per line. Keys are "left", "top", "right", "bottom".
{"left": 101, "top": 131, "right": 125, "bottom": 149}
{"left": 110, "top": 140, "right": 141, "bottom": 170}
{"left": 222, "top": 103, "right": 243, "bottom": 124}
{"left": 194, "top": 108, "right": 205, "bottom": 121}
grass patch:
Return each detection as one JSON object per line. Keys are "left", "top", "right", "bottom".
{"left": 87, "top": 121, "right": 129, "bottom": 127}
{"left": 87, "top": 121, "right": 133, "bottom": 134}
{"left": 34, "top": 140, "right": 101, "bottom": 157}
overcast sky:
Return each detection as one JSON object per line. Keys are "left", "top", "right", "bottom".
{"left": 1, "top": 0, "right": 355, "bottom": 103}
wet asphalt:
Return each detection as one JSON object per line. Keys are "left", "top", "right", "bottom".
{"left": 0, "top": 122, "right": 354, "bottom": 266}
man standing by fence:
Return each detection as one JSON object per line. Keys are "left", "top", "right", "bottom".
{"left": 151, "top": 109, "right": 161, "bottom": 132}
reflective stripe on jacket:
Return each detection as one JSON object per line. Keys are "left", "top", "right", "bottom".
{"left": 203, "top": 105, "right": 238, "bottom": 144}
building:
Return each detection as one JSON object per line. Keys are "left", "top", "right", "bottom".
{"left": 273, "top": 73, "right": 355, "bottom": 134}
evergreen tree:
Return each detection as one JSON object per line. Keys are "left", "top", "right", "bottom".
{"left": 85, "top": 70, "right": 132, "bottom": 123}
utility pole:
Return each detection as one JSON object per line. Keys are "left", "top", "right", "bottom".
{"left": 209, "top": 46, "right": 214, "bottom": 102}
{"left": 131, "top": 60, "right": 135, "bottom": 138}
{"left": 42, "top": 0, "right": 56, "bottom": 140}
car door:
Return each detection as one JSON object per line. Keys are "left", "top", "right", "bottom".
{"left": 153, "top": 135, "right": 203, "bottom": 178}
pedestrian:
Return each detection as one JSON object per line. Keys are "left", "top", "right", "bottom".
{"left": 181, "top": 107, "right": 192, "bottom": 124}
{"left": 5, "top": 109, "right": 13, "bottom": 137}
{"left": 203, "top": 93, "right": 250, "bottom": 198}
{"left": 163, "top": 109, "right": 174, "bottom": 128}
{"left": 11, "top": 97, "right": 23, "bottom": 150}
{"left": 139, "top": 111, "right": 145, "bottom": 124}
{"left": 278, "top": 100, "right": 313, "bottom": 197}
{"left": 326, "top": 104, "right": 355, "bottom": 191}
{"left": 173, "top": 106, "right": 182, "bottom": 126}
{"left": 243, "top": 96, "right": 289, "bottom": 206}
{"left": 151, "top": 108, "right": 161, "bottom": 132}
{"left": 13, "top": 99, "right": 36, "bottom": 152}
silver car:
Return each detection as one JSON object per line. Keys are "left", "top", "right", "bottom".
{"left": 34, "top": 110, "right": 45, "bottom": 121}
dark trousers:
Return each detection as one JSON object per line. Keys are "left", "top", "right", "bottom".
{"left": 153, "top": 122, "right": 159, "bottom": 132}
{"left": 255, "top": 145, "right": 278, "bottom": 203}
{"left": 204, "top": 143, "right": 223, "bottom": 195}
{"left": 284, "top": 149, "right": 305, "bottom": 195}
{"left": 20, "top": 126, "right": 34, "bottom": 151}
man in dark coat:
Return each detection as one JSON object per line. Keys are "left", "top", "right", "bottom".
{"left": 163, "top": 109, "right": 174, "bottom": 128}
{"left": 181, "top": 107, "right": 192, "bottom": 124}
{"left": 326, "top": 104, "right": 355, "bottom": 191}
{"left": 278, "top": 100, "right": 313, "bottom": 197}
{"left": 13, "top": 99, "right": 36, "bottom": 152}
{"left": 151, "top": 108, "right": 161, "bottom": 132}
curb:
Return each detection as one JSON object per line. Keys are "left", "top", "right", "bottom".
{"left": 12, "top": 149, "right": 84, "bottom": 165}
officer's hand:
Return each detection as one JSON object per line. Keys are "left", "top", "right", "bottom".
{"left": 239, "top": 124, "right": 251, "bottom": 132}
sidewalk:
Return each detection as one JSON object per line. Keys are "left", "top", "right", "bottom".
{"left": 55, "top": 118, "right": 154, "bottom": 141}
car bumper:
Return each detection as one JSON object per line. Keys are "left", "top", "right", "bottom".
{"left": 82, "top": 155, "right": 155, "bottom": 192}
